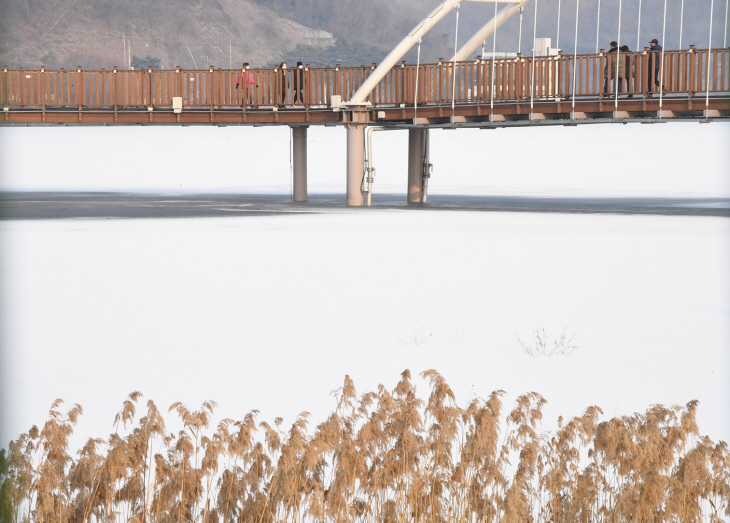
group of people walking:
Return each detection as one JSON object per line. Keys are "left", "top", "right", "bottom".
{"left": 236, "top": 61, "right": 306, "bottom": 108}
{"left": 237, "top": 40, "right": 667, "bottom": 107}
{"left": 603, "top": 38, "right": 664, "bottom": 96}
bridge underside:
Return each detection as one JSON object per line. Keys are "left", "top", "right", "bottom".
{"left": 3, "top": 97, "right": 729, "bottom": 126}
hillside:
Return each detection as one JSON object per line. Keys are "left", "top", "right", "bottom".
{"left": 0, "top": 0, "right": 335, "bottom": 69}
{"left": 0, "top": 0, "right": 723, "bottom": 70}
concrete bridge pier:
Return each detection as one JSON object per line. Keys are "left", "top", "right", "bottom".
{"left": 407, "top": 127, "right": 428, "bottom": 203}
{"left": 346, "top": 110, "right": 369, "bottom": 206}
{"left": 291, "top": 126, "right": 308, "bottom": 202}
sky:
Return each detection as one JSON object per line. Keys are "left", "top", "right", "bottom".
{"left": 0, "top": 121, "right": 729, "bottom": 451}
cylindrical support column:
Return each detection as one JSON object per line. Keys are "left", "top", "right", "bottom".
{"left": 408, "top": 127, "right": 425, "bottom": 203}
{"left": 346, "top": 123, "right": 366, "bottom": 206}
{"left": 291, "top": 126, "right": 308, "bottom": 202}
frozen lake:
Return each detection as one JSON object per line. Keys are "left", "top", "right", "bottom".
{"left": 0, "top": 122, "right": 728, "bottom": 449}
{"left": 0, "top": 210, "right": 728, "bottom": 449}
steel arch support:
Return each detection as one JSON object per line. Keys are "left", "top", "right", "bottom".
{"left": 349, "top": 0, "right": 462, "bottom": 104}
{"left": 348, "top": 0, "right": 526, "bottom": 104}
{"left": 451, "top": 0, "right": 532, "bottom": 62}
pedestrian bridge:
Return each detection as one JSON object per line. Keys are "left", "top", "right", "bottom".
{"left": 2, "top": 48, "right": 729, "bottom": 125}
{"left": 2, "top": 0, "right": 729, "bottom": 205}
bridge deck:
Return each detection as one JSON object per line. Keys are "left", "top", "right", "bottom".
{"left": 2, "top": 48, "right": 729, "bottom": 125}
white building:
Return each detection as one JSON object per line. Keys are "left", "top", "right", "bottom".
{"left": 534, "top": 37, "right": 561, "bottom": 56}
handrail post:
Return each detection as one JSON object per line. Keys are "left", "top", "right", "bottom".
{"left": 77, "top": 66, "right": 82, "bottom": 112}
{"left": 688, "top": 48, "right": 695, "bottom": 94}
{"left": 402, "top": 61, "right": 408, "bottom": 105}
{"left": 2, "top": 66, "right": 7, "bottom": 110}
{"left": 59, "top": 68, "right": 66, "bottom": 108}
{"left": 598, "top": 49, "right": 606, "bottom": 99}
{"left": 641, "top": 47, "right": 649, "bottom": 96}
{"left": 19, "top": 68, "right": 26, "bottom": 109}
{"left": 369, "top": 62, "right": 377, "bottom": 105}
{"left": 2, "top": 66, "right": 7, "bottom": 120}
{"left": 175, "top": 66, "right": 182, "bottom": 100}
{"left": 112, "top": 66, "right": 118, "bottom": 112}
{"left": 304, "top": 65, "right": 311, "bottom": 109}
{"left": 556, "top": 50, "right": 563, "bottom": 100}
{"left": 147, "top": 68, "right": 153, "bottom": 108}
{"left": 475, "top": 57, "right": 482, "bottom": 103}
{"left": 400, "top": 62, "right": 406, "bottom": 105}
{"left": 273, "top": 66, "right": 280, "bottom": 107}
{"left": 687, "top": 45, "right": 696, "bottom": 97}
{"left": 40, "top": 66, "right": 46, "bottom": 112}
{"left": 209, "top": 66, "right": 214, "bottom": 111}
{"left": 335, "top": 64, "right": 341, "bottom": 97}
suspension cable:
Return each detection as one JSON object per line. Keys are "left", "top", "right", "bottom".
{"left": 490, "top": 0, "right": 498, "bottom": 119}
{"left": 636, "top": 0, "right": 642, "bottom": 50}
{"left": 571, "top": 0, "right": 580, "bottom": 118}
{"left": 451, "top": 3, "right": 460, "bottom": 119}
{"left": 454, "top": 4, "right": 461, "bottom": 61}
{"left": 615, "top": 0, "right": 622, "bottom": 112}
{"left": 556, "top": 0, "right": 561, "bottom": 51}
{"left": 707, "top": 0, "right": 715, "bottom": 119}
{"left": 415, "top": 38, "right": 421, "bottom": 119}
{"left": 595, "top": 0, "right": 601, "bottom": 53}
{"left": 659, "top": 0, "right": 667, "bottom": 115}
{"left": 531, "top": 0, "right": 538, "bottom": 117}
{"left": 519, "top": 6, "right": 524, "bottom": 54}
{"left": 679, "top": 0, "right": 685, "bottom": 49}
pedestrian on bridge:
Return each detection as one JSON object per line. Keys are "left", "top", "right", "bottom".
{"left": 279, "top": 62, "right": 289, "bottom": 108}
{"left": 621, "top": 45, "right": 634, "bottom": 97}
{"left": 236, "top": 62, "right": 254, "bottom": 107}
{"left": 604, "top": 41, "right": 623, "bottom": 95}
{"left": 647, "top": 38, "right": 663, "bottom": 94}
{"left": 293, "top": 61, "right": 305, "bottom": 105}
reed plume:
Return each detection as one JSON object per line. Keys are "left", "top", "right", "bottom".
{"left": 2, "top": 372, "right": 728, "bottom": 523}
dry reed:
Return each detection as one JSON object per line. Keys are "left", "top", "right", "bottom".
{"left": 1, "top": 371, "right": 728, "bottom": 523}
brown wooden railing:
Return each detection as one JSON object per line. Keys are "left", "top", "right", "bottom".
{"left": 1, "top": 48, "right": 728, "bottom": 110}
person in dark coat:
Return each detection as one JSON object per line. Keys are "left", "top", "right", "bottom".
{"left": 293, "top": 61, "right": 305, "bottom": 105}
{"left": 647, "top": 38, "right": 663, "bottom": 93}
{"left": 620, "top": 45, "right": 633, "bottom": 96}
{"left": 279, "top": 62, "right": 288, "bottom": 108}
{"left": 603, "top": 41, "right": 622, "bottom": 94}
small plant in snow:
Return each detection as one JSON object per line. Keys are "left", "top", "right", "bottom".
{"left": 397, "top": 324, "right": 435, "bottom": 346}
{"left": 519, "top": 328, "right": 578, "bottom": 356}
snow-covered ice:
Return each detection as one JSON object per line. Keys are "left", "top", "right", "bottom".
{"left": 0, "top": 121, "right": 728, "bottom": 449}
{"left": 1, "top": 211, "right": 728, "bottom": 448}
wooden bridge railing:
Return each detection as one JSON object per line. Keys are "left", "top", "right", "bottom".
{"left": 1, "top": 48, "right": 728, "bottom": 110}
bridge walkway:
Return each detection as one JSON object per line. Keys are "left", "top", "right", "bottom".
{"left": 2, "top": 48, "right": 729, "bottom": 126}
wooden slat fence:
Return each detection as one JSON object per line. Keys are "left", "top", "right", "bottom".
{"left": 2, "top": 49, "right": 728, "bottom": 111}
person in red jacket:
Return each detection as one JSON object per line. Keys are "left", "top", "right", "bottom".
{"left": 236, "top": 62, "right": 254, "bottom": 107}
